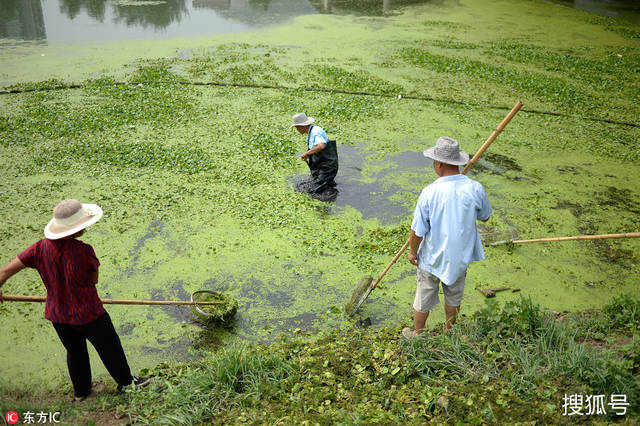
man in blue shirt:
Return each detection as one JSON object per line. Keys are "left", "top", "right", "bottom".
{"left": 403, "top": 137, "right": 492, "bottom": 339}
{"left": 291, "top": 112, "right": 339, "bottom": 197}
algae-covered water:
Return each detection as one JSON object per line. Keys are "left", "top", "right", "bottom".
{"left": 0, "top": 0, "right": 638, "bottom": 389}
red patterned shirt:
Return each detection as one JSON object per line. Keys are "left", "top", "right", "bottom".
{"left": 18, "top": 239, "right": 104, "bottom": 325}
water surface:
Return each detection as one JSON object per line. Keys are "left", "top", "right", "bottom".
{"left": 0, "top": 0, "right": 434, "bottom": 45}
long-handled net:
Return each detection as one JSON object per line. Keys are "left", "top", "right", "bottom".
{"left": 191, "top": 290, "right": 238, "bottom": 324}
{"left": 3, "top": 290, "right": 238, "bottom": 325}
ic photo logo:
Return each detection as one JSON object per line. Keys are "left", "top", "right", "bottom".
{"left": 5, "top": 411, "right": 19, "bottom": 425}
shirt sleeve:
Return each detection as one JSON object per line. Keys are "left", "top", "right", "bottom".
{"left": 17, "top": 241, "right": 40, "bottom": 268}
{"left": 476, "top": 185, "right": 492, "bottom": 221}
{"left": 411, "top": 194, "right": 430, "bottom": 237}
{"left": 83, "top": 244, "right": 101, "bottom": 271}
{"left": 310, "top": 133, "right": 326, "bottom": 148}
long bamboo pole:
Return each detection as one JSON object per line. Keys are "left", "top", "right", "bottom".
{"left": 462, "top": 101, "right": 523, "bottom": 174}
{"left": 370, "top": 239, "right": 411, "bottom": 290}
{"left": 1, "top": 295, "right": 226, "bottom": 305}
{"left": 509, "top": 232, "right": 640, "bottom": 244}
{"left": 376, "top": 101, "right": 524, "bottom": 285}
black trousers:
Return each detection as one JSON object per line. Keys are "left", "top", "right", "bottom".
{"left": 52, "top": 311, "right": 132, "bottom": 397}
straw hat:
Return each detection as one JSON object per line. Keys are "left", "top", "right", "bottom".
{"left": 44, "top": 199, "right": 103, "bottom": 240}
{"left": 423, "top": 137, "right": 469, "bottom": 166}
{"left": 291, "top": 112, "right": 314, "bottom": 128}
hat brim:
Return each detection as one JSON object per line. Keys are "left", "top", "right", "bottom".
{"left": 290, "top": 117, "right": 315, "bottom": 128}
{"left": 44, "top": 204, "right": 103, "bottom": 240}
{"left": 423, "top": 147, "right": 469, "bottom": 166}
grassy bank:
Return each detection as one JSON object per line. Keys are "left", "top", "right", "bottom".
{"left": 1, "top": 295, "right": 638, "bottom": 424}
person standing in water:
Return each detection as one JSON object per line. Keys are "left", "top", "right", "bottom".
{"left": 291, "top": 112, "right": 339, "bottom": 198}
{"left": 0, "top": 199, "right": 150, "bottom": 400}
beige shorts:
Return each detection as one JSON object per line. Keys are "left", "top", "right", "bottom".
{"left": 413, "top": 268, "right": 467, "bottom": 313}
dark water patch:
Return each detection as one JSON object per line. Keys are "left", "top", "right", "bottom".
{"left": 553, "top": 198, "right": 638, "bottom": 267}
{"left": 166, "top": 238, "right": 189, "bottom": 257}
{"left": 473, "top": 159, "right": 507, "bottom": 175}
{"left": 553, "top": 200, "right": 587, "bottom": 217}
{"left": 596, "top": 186, "right": 640, "bottom": 216}
{"left": 584, "top": 280, "right": 606, "bottom": 289}
{"left": 482, "top": 152, "right": 522, "bottom": 172}
{"left": 291, "top": 175, "right": 339, "bottom": 202}
{"left": 139, "top": 345, "right": 163, "bottom": 354}
{"left": 330, "top": 144, "right": 423, "bottom": 224}
{"left": 232, "top": 311, "right": 322, "bottom": 343}
{"left": 125, "top": 220, "right": 164, "bottom": 275}
{"left": 470, "top": 153, "right": 535, "bottom": 182}
{"left": 555, "top": 165, "right": 584, "bottom": 175}
{"left": 200, "top": 277, "right": 234, "bottom": 293}
{"left": 119, "top": 322, "right": 136, "bottom": 336}
{"left": 255, "top": 312, "right": 319, "bottom": 332}
{"left": 591, "top": 240, "right": 638, "bottom": 268}
{"left": 381, "top": 270, "right": 415, "bottom": 285}
{"left": 352, "top": 312, "right": 389, "bottom": 327}
{"left": 142, "top": 336, "right": 197, "bottom": 361}
{"left": 356, "top": 317, "right": 372, "bottom": 327}
{"left": 354, "top": 294, "right": 404, "bottom": 323}
{"left": 149, "top": 280, "right": 194, "bottom": 323}
{"left": 390, "top": 150, "right": 432, "bottom": 169}
{"left": 241, "top": 282, "right": 296, "bottom": 309}
{"left": 324, "top": 143, "right": 531, "bottom": 224}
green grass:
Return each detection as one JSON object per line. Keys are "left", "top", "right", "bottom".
{"left": 3, "top": 296, "right": 637, "bottom": 424}
{"left": 120, "top": 343, "right": 294, "bottom": 424}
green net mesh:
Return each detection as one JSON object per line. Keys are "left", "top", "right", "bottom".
{"left": 191, "top": 291, "right": 238, "bottom": 324}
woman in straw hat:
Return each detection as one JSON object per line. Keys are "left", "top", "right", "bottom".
{"left": 291, "top": 112, "right": 339, "bottom": 198}
{"left": 0, "top": 199, "right": 149, "bottom": 401}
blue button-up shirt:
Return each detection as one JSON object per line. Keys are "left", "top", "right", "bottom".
{"left": 411, "top": 174, "right": 492, "bottom": 285}
{"left": 306, "top": 124, "right": 329, "bottom": 150}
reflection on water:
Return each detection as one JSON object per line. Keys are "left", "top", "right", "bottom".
{"left": 554, "top": 0, "right": 640, "bottom": 24}
{"left": 0, "top": 0, "right": 46, "bottom": 41}
{"left": 59, "top": 0, "right": 108, "bottom": 21}
{"left": 113, "top": 0, "right": 188, "bottom": 29}
{"left": 310, "top": 0, "right": 437, "bottom": 16}
{"left": 191, "top": 0, "right": 316, "bottom": 27}
{"left": 0, "top": 0, "right": 637, "bottom": 46}
{"left": 0, "top": 0, "right": 437, "bottom": 44}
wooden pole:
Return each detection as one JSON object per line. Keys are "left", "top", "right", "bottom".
{"left": 380, "top": 101, "right": 524, "bottom": 283}
{"left": 512, "top": 232, "right": 640, "bottom": 244}
{"left": 1, "top": 295, "right": 226, "bottom": 305}
{"left": 370, "top": 238, "right": 411, "bottom": 289}
{"left": 462, "top": 101, "right": 523, "bottom": 175}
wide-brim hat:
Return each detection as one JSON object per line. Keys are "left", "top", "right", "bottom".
{"left": 291, "top": 112, "right": 315, "bottom": 128}
{"left": 423, "top": 136, "right": 470, "bottom": 166}
{"left": 44, "top": 199, "right": 103, "bottom": 240}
